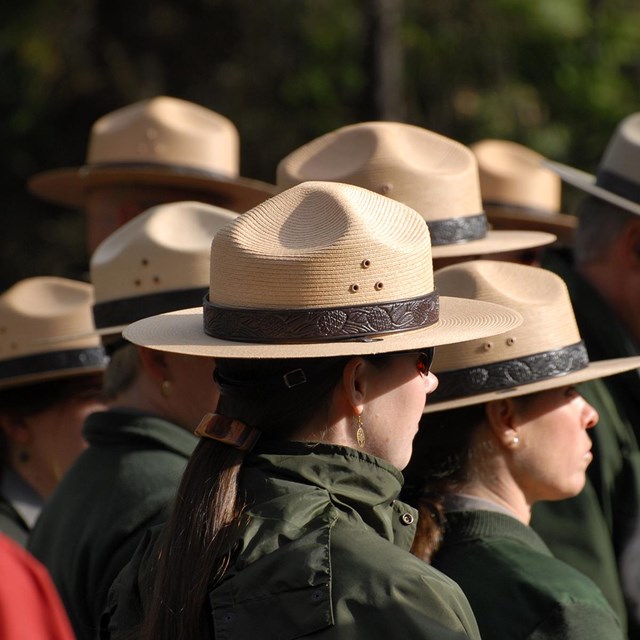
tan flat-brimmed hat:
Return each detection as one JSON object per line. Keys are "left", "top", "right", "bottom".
{"left": 28, "top": 96, "right": 277, "bottom": 213}
{"left": 471, "top": 139, "right": 577, "bottom": 245}
{"left": 423, "top": 260, "right": 640, "bottom": 413}
{"left": 545, "top": 112, "right": 640, "bottom": 216}
{"left": 123, "top": 181, "right": 522, "bottom": 359}
{"left": 91, "top": 201, "right": 238, "bottom": 337}
{"left": 0, "top": 277, "right": 108, "bottom": 390}
{"left": 276, "top": 122, "right": 556, "bottom": 259}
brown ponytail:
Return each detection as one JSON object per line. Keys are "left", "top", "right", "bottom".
{"left": 138, "top": 355, "right": 351, "bottom": 640}
{"left": 403, "top": 403, "right": 487, "bottom": 562}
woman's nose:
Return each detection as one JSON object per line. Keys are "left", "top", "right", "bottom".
{"left": 425, "top": 371, "right": 439, "bottom": 395}
{"left": 583, "top": 400, "right": 599, "bottom": 430}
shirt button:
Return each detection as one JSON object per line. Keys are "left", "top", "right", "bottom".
{"left": 400, "top": 512, "right": 415, "bottom": 525}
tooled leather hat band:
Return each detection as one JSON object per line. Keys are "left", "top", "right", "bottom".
{"left": 433, "top": 341, "right": 589, "bottom": 402}
{"left": 203, "top": 291, "right": 440, "bottom": 343}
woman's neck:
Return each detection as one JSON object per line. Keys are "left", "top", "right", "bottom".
{"left": 459, "top": 479, "right": 531, "bottom": 525}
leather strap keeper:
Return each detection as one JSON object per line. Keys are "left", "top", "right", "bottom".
{"left": 195, "top": 413, "right": 261, "bottom": 451}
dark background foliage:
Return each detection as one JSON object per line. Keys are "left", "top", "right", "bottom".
{"left": 2, "top": 0, "right": 640, "bottom": 290}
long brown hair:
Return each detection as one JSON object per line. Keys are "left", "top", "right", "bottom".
{"left": 403, "top": 403, "right": 486, "bottom": 562}
{"left": 139, "top": 355, "right": 352, "bottom": 640}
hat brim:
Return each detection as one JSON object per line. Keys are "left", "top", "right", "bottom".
{"left": 431, "top": 230, "right": 556, "bottom": 259}
{"left": 544, "top": 160, "right": 640, "bottom": 217}
{"left": 28, "top": 166, "right": 277, "bottom": 213}
{"left": 122, "top": 297, "right": 522, "bottom": 359}
{"left": 423, "top": 355, "right": 640, "bottom": 413}
{"left": 485, "top": 207, "right": 576, "bottom": 245}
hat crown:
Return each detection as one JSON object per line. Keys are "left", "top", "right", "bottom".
{"left": 209, "top": 180, "right": 434, "bottom": 309}
{"left": 598, "top": 112, "right": 640, "bottom": 187}
{"left": 91, "top": 201, "right": 237, "bottom": 305}
{"left": 277, "top": 121, "right": 483, "bottom": 222}
{"left": 0, "top": 277, "right": 101, "bottom": 361}
{"left": 471, "top": 139, "right": 561, "bottom": 213}
{"left": 87, "top": 96, "right": 240, "bottom": 177}
{"left": 431, "top": 261, "right": 580, "bottom": 372}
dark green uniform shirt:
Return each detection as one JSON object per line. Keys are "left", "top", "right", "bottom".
{"left": 27, "top": 409, "right": 196, "bottom": 640}
{"left": 531, "top": 248, "right": 640, "bottom": 634}
{"left": 105, "top": 440, "right": 481, "bottom": 639}
{"left": 434, "top": 508, "right": 624, "bottom": 640}
{"left": 0, "top": 468, "right": 43, "bottom": 546}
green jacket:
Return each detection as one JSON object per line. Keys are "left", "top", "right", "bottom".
{"left": 0, "top": 495, "right": 29, "bottom": 546}
{"left": 0, "top": 469, "right": 43, "bottom": 546}
{"left": 27, "top": 409, "right": 197, "bottom": 640}
{"left": 531, "top": 248, "right": 640, "bottom": 634}
{"left": 105, "top": 440, "right": 481, "bottom": 639}
{"left": 433, "top": 508, "right": 624, "bottom": 640}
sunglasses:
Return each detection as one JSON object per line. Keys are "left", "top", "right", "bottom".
{"left": 413, "top": 348, "right": 435, "bottom": 375}
{"left": 371, "top": 347, "right": 435, "bottom": 375}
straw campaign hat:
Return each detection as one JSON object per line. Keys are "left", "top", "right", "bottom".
{"left": 29, "top": 96, "right": 277, "bottom": 213}
{"left": 471, "top": 139, "right": 577, "bottom": 245}
{"left": 423, "top": 260, "right": 640, "bottom": 413}
{"left": 0, "top": 277, "right": 108, "bottom": 390}
{"left": 124, "top": 181, "right": 522, "bottom": 359}
{"left": 276, "top": 122, "right": 556, "bottom": 259}
{"left": 91, "top": 200, "right": 238, "bottom": 337}
{"left": 546, "top": 112, "right": 640, "bottom": 216}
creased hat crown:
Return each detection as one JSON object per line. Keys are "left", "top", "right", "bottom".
{"left": 432, "top": 261, "right": 580, "bottom": 373}
{"left": 277, "top": 122, "right": 482, "bottom": 223}
{"left": 471, "top": 139, "right": 561, "bottom": 214}
{"left": 277, "top": 122, "right": 555, "bottom": 257}
{"left": 209, "top": 180, "right": 433, "bottom": 309}
{"left": 28, "top": 96, "right": 277, "bottom": 211}
{"left": 87, "top": 96, "right": 239, "bottom": 176}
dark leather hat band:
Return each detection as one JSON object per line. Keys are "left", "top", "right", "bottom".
{"left": 0, "top": 347, "right": 108, "bottom": 382}
{"left": 432, "top": 341, "right": 589, "bottom": 403}
{"left": 203, "top": 291, "right": 440, "bottom": 344}
{"left": 93, "top": 287, "right": 207, "bottom": 331}
{"left": 428, "top": 212, "right": 487, "bottom": 246}
{"left": 596, "top": 169, "right": 640, "bottom": 206}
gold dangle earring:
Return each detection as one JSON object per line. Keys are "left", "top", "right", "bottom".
{"left": 161, "top": 379, "right": 171, "bottom": 398}
{"left": 354, "top": 414, "right": 365, "bottom": 448}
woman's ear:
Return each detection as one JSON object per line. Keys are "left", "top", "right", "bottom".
{"left": 341, "top": 357, "right": 368, "bottom": 416}
{"left": 137, "top": 346, "right": 169, "bottom": 383}
{"left": 485, "top": 399, "right": 520, "bottom": 450}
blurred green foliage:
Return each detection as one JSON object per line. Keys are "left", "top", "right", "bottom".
{"left": 1, "top": 0, "right": 639, "bottom": 289}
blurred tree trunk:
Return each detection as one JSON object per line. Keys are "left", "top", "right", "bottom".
{"left": 365, "top": 0, "right": 406, "bottom": 121}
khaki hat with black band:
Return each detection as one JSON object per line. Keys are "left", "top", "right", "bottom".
{"left": 123, "top": 181, "right": 523, "bottom": 359}
{"left": 546, "top": 112, "right": 640, "bottom": 216}
{"left": 423, "top": 260, "right": 640, "bottom": 413}
{"left": 90, "top": 200, "right": 238, "bottom": 339}
{"left": 29, "top": 96, "right": 277, "bottom": 213}
{"left": 277, "top": 122, "right": 556, "bottom": 259}
{"left": 471, "top": 139, "right": 577, "bottom": 245}
{"left": 0, "top": 277, "right": 108, "bottom": 390}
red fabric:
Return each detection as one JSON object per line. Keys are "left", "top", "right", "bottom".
{"left": 0, "top": 534, "right": 74, "bottom": 639}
